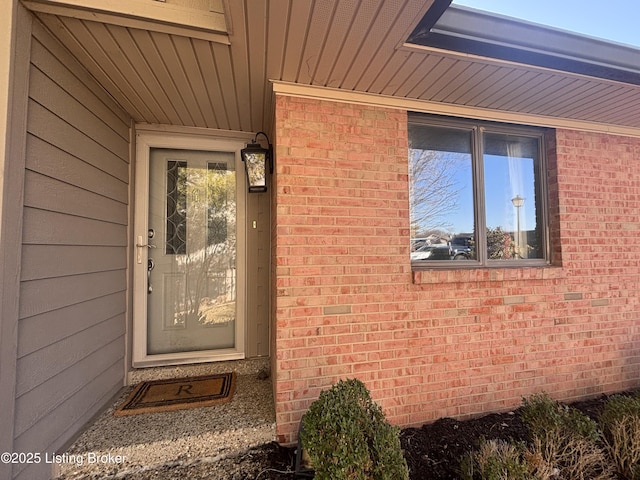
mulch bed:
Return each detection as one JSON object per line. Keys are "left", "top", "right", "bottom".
{"left": 244, "top": 391, "right": 633, "bottom": 479}
{"left": 401, "top": 410, "right": 531, "bottom": 479}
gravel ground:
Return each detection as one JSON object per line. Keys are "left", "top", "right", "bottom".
{"left": 99, "top": 443, "right": 297, "bottom": 480}
{"left": 53, "top": 360, "right": 283, "bottom": 480}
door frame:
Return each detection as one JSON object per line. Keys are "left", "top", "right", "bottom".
{"left": 132, "top": 128, "right": 249, "bottom": 367}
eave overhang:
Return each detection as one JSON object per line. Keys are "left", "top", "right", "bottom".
{"left": 409, "top": 1, "right": 640, "bottom": 86}
{"left": 20, "top": 0, "right": 640, "bottom": 134}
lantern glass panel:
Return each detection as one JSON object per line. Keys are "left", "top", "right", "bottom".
{"left": 244, "top": 151, "right": 267, "bottom": 190}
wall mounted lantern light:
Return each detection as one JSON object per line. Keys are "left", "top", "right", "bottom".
{"left": 241, "top": 132, "right": 273, "bottom": 193}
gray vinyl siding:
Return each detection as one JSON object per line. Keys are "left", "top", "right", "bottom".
{"left": 12, "top": 18, "right": 131, "bottom": 479}
{"left": 246, "top": 192, "right": 271, "bottom": 358}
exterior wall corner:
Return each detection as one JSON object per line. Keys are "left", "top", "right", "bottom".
{"left": 0, "top": 3, "right": 31, "bottom": 476}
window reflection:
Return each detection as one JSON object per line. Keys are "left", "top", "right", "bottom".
{"left": 408, "top": 115, "right": 548, "bottom": 267}
{"left": 483, "top": 133, "right": 543, "bottom": 260}
{"left": 409, "top": 124, "right": 476, "bottom": 262}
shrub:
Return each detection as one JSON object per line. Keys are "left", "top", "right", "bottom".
{"left": 300, "top": 378, "right": 409, "bottom": 480}
{"left": 461, "top": 439, "right": 531, "bottom": 480}
{"left": 521, "top": 393, "right": 613, "bottom": 480}
{"left": 526, "top": 430, "right": 613, "bottom": 480}
{"left": 521, "top": 392, "right": 599, "bottom": 442}
{"left": 600, "top": 394, "right": 640, "bottom": 479}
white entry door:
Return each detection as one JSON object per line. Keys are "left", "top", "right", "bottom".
{"left": 133, "top": 133, "right": 246, "bottom": 366}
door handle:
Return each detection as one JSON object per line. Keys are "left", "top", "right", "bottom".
{"left": 136, "top": 235, "right": 157, "bottom": 263}
{"left": 147, "top": 259, "right": 155, "bottom": 294}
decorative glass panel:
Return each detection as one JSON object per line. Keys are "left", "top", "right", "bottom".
{"left": 166, "top": 160, "right": 187, "bottom": 255}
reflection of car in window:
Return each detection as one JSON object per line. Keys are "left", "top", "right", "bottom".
{"left": 450, "top": 235, "right": 473, "bottom": 260}
{"left": 410, "top": 244, "right": 452, "bottom": 261}
{"left": 411, "top": 238, "right": 429, "bottom": 251}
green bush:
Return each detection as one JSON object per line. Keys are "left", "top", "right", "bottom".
{"left": 600, "top": 394, "right": 640, "bottom": 479}
{"left": 300, "top": 378, "right": 409, "bottom": 480}
{"left": 601, "top": 393, "right": 640, "bottom": 424}
{"left": 521, "top": 392, "right": 600, "bottom": 442}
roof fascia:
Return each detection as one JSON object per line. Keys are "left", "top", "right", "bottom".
{"left": 272, "top": 80, "right": 640, "bottom": 139}
{"left": 408, "top": 5, "right": 640, "bottom": 86}
{"left": 22, "top": 0, "right": 230, "bottom": 43}
{"left": 408, "top": 0, "right": 452, "bottom": 37}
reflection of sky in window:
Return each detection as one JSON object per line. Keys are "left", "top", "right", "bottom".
{"left": 449, "top": 158, "right": 473, "bottom": 233}
{"left": 483, "top": 132, "right": 538, "bottom": 235}
{"left": 437, "top": 158, "right": 537, "bottom": 235}
{"left": 484, "top": 154, "right": 536, "bottom": 232}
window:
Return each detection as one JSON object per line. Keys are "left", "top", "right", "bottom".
{"left": 408, "top": 114, "right": 550, "bottom": 267}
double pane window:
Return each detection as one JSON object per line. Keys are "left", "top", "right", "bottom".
{"left": 408, "top": 114, "right": 549, "bottom": 267}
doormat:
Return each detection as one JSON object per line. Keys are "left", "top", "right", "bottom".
{"left": 114, "top": 372, "right": 236, "bottom": 416}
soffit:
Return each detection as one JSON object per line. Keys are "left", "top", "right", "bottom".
{"left": 26, "top": 0, "right": 640, "bottom": 134}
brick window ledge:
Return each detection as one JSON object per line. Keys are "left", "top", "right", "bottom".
{"left": 412, "top": 265, "right": 565, "bottom": 285}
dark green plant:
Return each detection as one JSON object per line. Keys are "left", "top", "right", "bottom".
{"left": 521, "top": 392, "right": 599, "bottom": 442}
{"left": 300, "top": 378, "right": 409, "bottom": 480}
{"left": 601, "top": 393, "right": 640, "bottom": 424}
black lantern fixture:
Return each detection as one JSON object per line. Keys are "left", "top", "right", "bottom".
{"left": 241, "top": 132, "right": 273, "bottom": 193}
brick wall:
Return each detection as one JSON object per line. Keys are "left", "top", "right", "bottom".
{"left": 272, "top": 94, "right": 640, "bottom": 443}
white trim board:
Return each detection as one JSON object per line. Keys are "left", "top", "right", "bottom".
{"left": 271, "top": 80, "right": 640, "bottom": 139}
{"left": 22, "top": 0, "right": 230, "bottom": 44}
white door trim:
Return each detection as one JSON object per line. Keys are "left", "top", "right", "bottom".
{"left": 132, "top": 130, "right": 248, "bottom": 367}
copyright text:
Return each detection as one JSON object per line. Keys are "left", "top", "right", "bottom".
{"left": 1, "top": 452, "right": 127, "bottom": 466}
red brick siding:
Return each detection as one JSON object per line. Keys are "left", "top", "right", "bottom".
{"left": 272, "top": 94, "right": 640, "bottom": 443}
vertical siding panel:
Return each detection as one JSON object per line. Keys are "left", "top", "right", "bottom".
{"left": 13, "top": 15, "right": 132, "bottom": 475}
{"left": 246, "top": 192, "right": 271, "bottom": 357}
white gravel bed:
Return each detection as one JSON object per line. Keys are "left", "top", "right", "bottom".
{"left": 53, "top": 361, "right": 276, "bottom": 479}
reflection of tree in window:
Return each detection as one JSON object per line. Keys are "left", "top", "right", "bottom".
{"left": 409, "top": 149, "right": 464, "bottom": 234}
{"left": 408, "top": 124, "right": 474, "bottom": 242}
{"left": 165, "top": 159, "right": 238, "bottom": 327}
{"left": 207, "top": 162, "right": 231, "bottom": 245}
{"left": 181, "top": 162, "right": 236, "bottom": 326}
{"left": 486, "top": 226, "right": 515, "bottom": 259}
